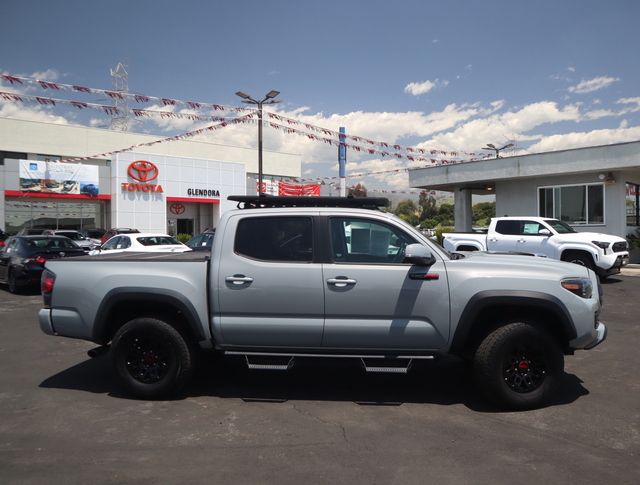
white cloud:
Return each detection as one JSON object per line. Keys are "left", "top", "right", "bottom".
{"left": 528, "top": 126, "right": 640, "bottom": 153}
{"left": 404, "top": 79, "right": 449, "bottom": 96}
{"left": 568, "top": 76, "right": 620, "bottom": 94}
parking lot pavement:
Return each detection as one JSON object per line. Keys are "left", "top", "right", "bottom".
{"left": 0, "top": 277, "right": 639, "bottom": 485}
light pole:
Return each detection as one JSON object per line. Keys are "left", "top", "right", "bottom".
{"left": 482, "top": 143, "right": 514, "bottom": 158}
{"left": 235, "top": 90, "right": 283, "bottom": 195}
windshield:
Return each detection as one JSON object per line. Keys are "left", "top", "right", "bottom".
{"left": 28, "top": 237, "right": 81, "bottom": 250}
{"left": 137, "top": 236, "right": 181, "bottom": 246}
{"left": 544, "top": 219, "right": 577, "bottom": 234}
{"left": 58, "top": 232, "right": 83, "bottom": 240}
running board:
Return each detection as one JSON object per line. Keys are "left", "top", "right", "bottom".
{"left": 245, "top": 355, "right": 294, "bottom": 371}
{"left": 361, "top": 358, "right": 413, "bottom": 374}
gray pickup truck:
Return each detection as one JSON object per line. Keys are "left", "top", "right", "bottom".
{"left": 39, "top": 196, "right": 607, "bottom": 410}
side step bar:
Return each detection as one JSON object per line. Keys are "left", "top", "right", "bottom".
{"left": 245, "top": 355, "right": 294, "bottom": 371}
{"left": 361, "top": 358, "right": 412, "bottom": 374}
{"left": 225, "top": 351, "right": 434, "bottom": 374}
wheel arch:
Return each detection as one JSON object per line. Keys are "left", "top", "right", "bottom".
{"left": 449, "top": 290, "right": 578, "bottom": 359}
{"left": 457, "top": 244, "right": 480, "bottom": 251}
{"left": 92, "top": 287, "right": 207, "bottom": 345}
{"left": 560, "top": 248, "right": 597, "bottom": 265}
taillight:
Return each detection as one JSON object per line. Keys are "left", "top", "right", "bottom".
{"left": 41, "top": 270, "right": 56, "bottom": 295}
{"left": 26, "top": 256, "right": 48, "bottom": 264}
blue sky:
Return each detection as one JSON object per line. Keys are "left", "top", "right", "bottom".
{"left": 2, "top": 0, "right": 640, "bottom": 192}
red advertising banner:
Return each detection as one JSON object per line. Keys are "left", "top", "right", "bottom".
{"left": 278, "top": 181, "right": 321, "bottom": 196}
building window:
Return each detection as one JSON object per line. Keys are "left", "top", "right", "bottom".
{"left": 538, "top": 184, "right": 604, "bottom": 225}
{"left": 0, "top": 151, "right": 27, "bottom": 165}
{"left": 627, "top": 183, "right": 640, "bottom": 226}
{"left": 3, "top": 199, "right": 106, "bottom": 235}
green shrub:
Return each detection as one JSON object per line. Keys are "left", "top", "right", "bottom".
{"left": 176, "top": 233, "right": 193, "bottom": 243}
{"left": 433, "top": 227, "right": 455, "bottom": 246}
{"left": 627, "top": 228, "right": 640, "bottom": 249}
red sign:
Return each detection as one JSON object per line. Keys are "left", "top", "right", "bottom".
{"left": 122, "top": 160, "right": 164, "bottom": 193}
{"left": 128, "top": 160, "right": 159, "bottom": 182}
{"left": 278, "top": 181, "right": 321, "bottom": 196}
{"left": 170, "top": 203, "right": 186, "bottom": 215}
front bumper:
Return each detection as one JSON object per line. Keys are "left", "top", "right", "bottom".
{"left": 584, "top": 321, "right": 607, "bottom": 350}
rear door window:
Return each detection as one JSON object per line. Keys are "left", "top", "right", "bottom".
{"left": 235, "top": 217, "right": 313, "bottom": 262}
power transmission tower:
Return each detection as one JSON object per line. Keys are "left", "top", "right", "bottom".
{"left": 109, "top": 61, "right": 130, "bottom": 132}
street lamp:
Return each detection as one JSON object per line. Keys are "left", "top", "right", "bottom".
{"left": 482, "top": 143, "right": 514, "bottom": 158}
{"left": 235, "top": 90, "right": 283, "bottom": 195}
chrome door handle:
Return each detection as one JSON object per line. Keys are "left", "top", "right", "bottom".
{"left": 327, "top": 277, "right": 357, "bottom": 287}
{"left": 225, "top": 275, "right": 254, "bottom": 285}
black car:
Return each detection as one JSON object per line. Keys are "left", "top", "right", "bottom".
{"left": 0, "top": 236, "right": 86, "bottom": 293}
{"left": 185, "top": 231, "right": 215, "bottom": 251}
{"left": 0, "top": 229, "right": 8, "bottom": 249}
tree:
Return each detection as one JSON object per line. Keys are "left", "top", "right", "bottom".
{"left": 394, "top": 199, "right": 418, "bottom": 217}
{"left": 348, "top": 183, "right": 368, "bottom": 197}
{"left": 472, "top": 202, "right": 496, "bottom": 226}
{"left": 418, "top": 190, "right": 438, "bottom": 220}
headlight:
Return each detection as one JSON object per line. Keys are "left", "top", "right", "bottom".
{"left": 591, "top": 240, "right": 610, "bottom": 250}
{"left": 561, "top": 277, "right": 593, "bottom": 299}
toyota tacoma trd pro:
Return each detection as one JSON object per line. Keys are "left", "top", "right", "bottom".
{"left": 39, "top": 196, "right": 607, "bottom": 410}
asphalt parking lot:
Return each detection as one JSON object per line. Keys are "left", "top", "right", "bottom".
{"left": 0, "top": 273, "right": 639, "bottom": 485}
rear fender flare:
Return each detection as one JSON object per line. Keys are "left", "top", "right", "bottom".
{"left": 93, "top": 287, "right": 206, "bottom": 344}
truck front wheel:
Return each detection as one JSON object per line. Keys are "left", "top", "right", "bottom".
{"left": 473, "top": 322, "right": 564, "bottom": 410}
{"left": 562, "top": 252, "right": 595, "bottom": 271}
{"left": 111, "top": 318, "right": 195, "bottom": 399}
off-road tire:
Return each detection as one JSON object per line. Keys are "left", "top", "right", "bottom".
{"left": 111, "top": 317, "right": 195, "bottom": 399}
{"left": 473, "top": 322, "right": 564, "bottom": 410}
{"left": 562, "top": 252, "right": 595, "bottom": 272}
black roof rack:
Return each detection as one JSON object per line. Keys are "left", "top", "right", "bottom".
{"left": 228, "top": 195, "right": 389, "bottom": 210}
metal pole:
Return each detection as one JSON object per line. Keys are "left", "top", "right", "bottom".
{"left": 339, "top": 127, "right": 346, "bottom": 197}
{"left": 258, "top": 100, "right": 264, "bottom": 196}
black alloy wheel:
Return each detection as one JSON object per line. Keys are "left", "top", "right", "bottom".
{"left": 474, "top": 322, "right": 564, "bottom": 410}
{"left": 111, "top": 318, "right": 195, "bottom": 399}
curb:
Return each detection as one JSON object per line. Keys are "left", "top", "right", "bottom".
{"left": 621, "top": 264, "right": 640, "bottom": 277}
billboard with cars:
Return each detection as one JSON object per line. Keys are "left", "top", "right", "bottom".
{"left": 19, "top": 160, "right": 100, "bottom": 195}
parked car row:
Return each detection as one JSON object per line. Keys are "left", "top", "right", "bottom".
{"left": 0, "top": 228, "right": 215, "bottom": 293}
{"left": 0, "top": 236, "right": 86, "bottom": 293}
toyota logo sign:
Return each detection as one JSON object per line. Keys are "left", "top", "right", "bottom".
{"left": 128, "top": 160, "right": 159, "bottom": 182}
{"left": 122, "top": 160, "right": 164, "bottom": 193}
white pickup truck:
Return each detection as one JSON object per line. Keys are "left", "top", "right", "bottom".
{"left": 442, "top": 216, "right": 629, "bottom": 278}
{"left": 39, "top": 197, "right": 607, "bottom": 410}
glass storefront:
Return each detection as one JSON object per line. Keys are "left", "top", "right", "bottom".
{"left": 4, "top": 198, "right": 106, "bottom": 235}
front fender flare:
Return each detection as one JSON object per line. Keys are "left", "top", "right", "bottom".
{"left": 449, "top": 290, "right": 577, "bottom": 357}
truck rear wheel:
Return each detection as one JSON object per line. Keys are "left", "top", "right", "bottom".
{"left": 473, "top": 322, "right": 564, "bottom": 410}
{"left": 111, "top": 317, "right": 195, "bottom": 399}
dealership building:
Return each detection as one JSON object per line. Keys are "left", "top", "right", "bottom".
{"left": 408, "top": 140, "right": 640, "bottom": 263}
{"left": 0, "top": 117, "right": 302, "bottom": 236}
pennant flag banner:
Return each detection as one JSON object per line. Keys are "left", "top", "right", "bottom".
{"left": 1, "top": 73, "right": 497, "bottom": 185}
{"left": 2, "top": 74, "right": 491, "bottom": 161}
{"left": 0, "top": 91, "right": 247, "bottom": 125}
{"left": 0, "top": 74, "right": 245, "bottom": 114}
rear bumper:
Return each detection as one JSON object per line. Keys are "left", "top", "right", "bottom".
{"left": 39, "top": 308, "right": 55, "bottom": 336}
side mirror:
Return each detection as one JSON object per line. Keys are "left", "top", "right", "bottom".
{"left": 404, "top": 244, "right": 436, "bottom": 266}
{"left": 538, "top": 229, "right": 551, "bottom": 236}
